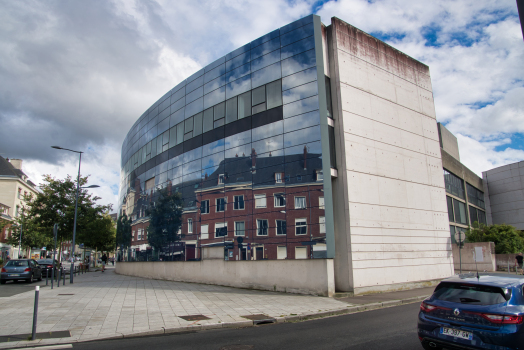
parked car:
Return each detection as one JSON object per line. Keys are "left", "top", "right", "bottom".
{"left": 418, "top": 273, "right": 524, "bottom": 350}
{"left": 36, "top": 259, "right": 60, "bottom": 277}
{"left": 1, "top": 259, "right": 43, "bottom": 284}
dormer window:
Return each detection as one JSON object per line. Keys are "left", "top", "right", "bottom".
{"left": 218, "top": 174, "right": 225, "bottom": 185}
{"left": 275, "top": 172, "right": 283, "bottom": 183}
{"left": 316, "top": 170, "right": 323, "bottom": 181}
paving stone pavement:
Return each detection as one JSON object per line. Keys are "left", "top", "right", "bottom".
{"left": 0, "top": 266, "right": 354, "bottom": 348}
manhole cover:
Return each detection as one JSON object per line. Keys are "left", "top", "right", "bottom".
{"left": 241, "top": 314, "right": 276, "bottom": 325}
{"left": 219, "top": 346, "right": 254, "bottom": 350}
{"left": 179, "top": 314, "right": 211, "bottom": 321}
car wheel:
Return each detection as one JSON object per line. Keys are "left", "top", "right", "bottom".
{"left": 37, "top": 272, "right": 42, "bottom": 281}
{"left": 27, "top": 274, "right": 34, "bottom": 283}
{"left": 0, "top": 280, "right": 6, "bottom": 284}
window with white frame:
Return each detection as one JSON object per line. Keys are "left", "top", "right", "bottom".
{"left": 15, "top": 205, "right": 19, "bottom": 217}
{"left": 274, "top": 193, "right": 285, "bottom": 207}
{"left": 257, "top": 219, "right": 268, "bottom": 236}
{"left": 319, "top": 197, "right": 325, "bottom": 209}
{"left": 218, "top": 174, "right": 225, "bottom": 184}
{"left": 201, "top": 224, "right": 209, "bottom": 240}
{"left": 216, "top": 198, "right": 226, "bottom": 212}
{"left": 235, "top": 221, "right": 245, "bottom": 236}
{"left": 215, "top": 222, "right": 227, "bottom": 238}
{"left": 255, "top": 194, "right": 266, "bottom": 208}
{"left": 132, "top": 230, "right": 136, "bottom": 241}
{"left": 319, "top": 216, "right": 326, "bottom": 234}
{"left": 275, "top": 172, "right": 283, "bottom": 183}
{"left": 234, "top": 195, "right": 245, "bottom": 210}
{"left": 201, "top": 200, "right": 209, "bottom": 214}
{"left": 295, "top": 218, "right": 307, "bottom": 235}
{"left": 294, "top": 197, "right": 306, "bottom": 209}
{"left": 276, "top": 220, "right": 286, "bottom": 235}
{"left": 316, "top": 170, "right": 323, "bottom": 181}
{"left": 188, "top": 218, "right": 193, "bottom": 233}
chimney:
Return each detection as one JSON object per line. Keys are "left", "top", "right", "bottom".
{"left": 10, "top": 159, "right": 22, "bottom": 170}
{"left": 251, "top": 148, "right": 257, "bottom": 174}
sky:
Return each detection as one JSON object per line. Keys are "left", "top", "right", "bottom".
{"left": 0, "top": 0, "right": 522, "bottom": 210}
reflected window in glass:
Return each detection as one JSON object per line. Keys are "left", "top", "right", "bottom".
{"left": 214, "top": 102, "right": 225, "bottom": 120}
{"left": 295, "top": 218, "right": 307, "bottom": 235}
{"left": 193, "top": 112, "right": 203, "bottom": 136}
{"left": 238, "top": 91, "right": 251, "bottom": 119}
{"left": 234, "top": 195, "right": 245, "bottom": 210}
{"left": 226, "top": 97, "right": 238, "bottom": 124}
{"left": 280, "top": 35, "right": 315, "bottom": 60}
{"left": 266, "top": 80, "right": 282, "bottom": 109}
{"left": 203, "top": 108, "right": 214, "bottom": 133}
{"left": 281, "top": 49, "right": 316, "bottom": 77}
{"left": 283, "top": 81, "right": 318, "bottom": 104}
{"left": 257, "top": 219, "right": 268, "bottom": 236}
{"left": 251, "top": 62, "right": 281, "bottom": 89}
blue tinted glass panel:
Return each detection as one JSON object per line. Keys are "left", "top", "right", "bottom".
{"left": 251, "top": 62, "right": 281, "bottom": 89}
{"left": 158, "top": 116, "right": 170, "bottom": 134}
{"left": 251, "top": 37, "right": 280, "bottom": 60}
{"left": 252, "top": 120, "right": 283, "bottom": 142}
{"left": 225, "top": 129, "right": 251, "bottom": 149}
{"left": 171, "top": 97, "right": 185, "bottom": 113}
{"left": 281, "top": 36, "right": 315, "bottom": 60}
{"left": 205, "top": 56, "right": 226, "bottom": 72}
{"left": 280, "top": 22, "right": 314, "bottom": 47}
{"left": 283, "top": 110, "right": 320, "bottom": 133}
{"left": 214, "top": 118, "right": 225, "bottom": 128}
{"left": 226, "top": 74, "right": 251, "bottom": 99}
{"left": 282, "top": 81, "right": 318, "bottom": 104}
{"left": 204, "top": 63, "right": 226, "bottom": 83}
{"left": 251, "top": 49, "right": 280, "bottom": 72}
{"left": 202, "top": 139, "right": 224, "bottom": 155}
{"left": 183, "top": 147, "right": 202, "bottom": 163}
{"left": 284, "top": 125, "right": 321, "bottom": 148}
{"left": 186, "top": 68, "right": 205, "bottom": 84}
{"left": 170, "top": 107, "right": 184, "bottom": 127}
{"left": 186, "top": 74, "right": 204, "bottom": 94}
{"left": 281, "top": 49, "right": 316, "bottom": 77}
{"left": 203, "top": 108, "right": 213, "bottom": 133}
{"left": 283, "top": 95, "right": 319, "bottom": 119}
{"left": 282, "top": 66, "right": 317, "bottom": 91}
{"left": 183, "top": 159, "right": 201, "bottom": 175}
{"left": 226, "top": 43, "right": 250, "bottom": 61}
{"left": 202, "top": 152, "right": 224, "bottom": 170}
{"left": 252, "top": 135, "right": 284, "bottom": 154}
{"left": 225, "top": 143, "right": 251, "bottom": 159}
{"left": 251, "top": 29, "right": 279, "bottom": 48}
{"left": 193, "top": 112, "right": 203, "bottom": 136}
{"left": 185, "top": 97, "right": 204, "bottom": 117}
{"left": 158, "top": 106, "right": 170, "bottom": 122}
{"left": 204, "top": 74, "right": 226, "bottom": 95}
{"left": 204, "top": 86, "right": 226, "bottom": 110}
{"left": 280, "top": 15, "right": 313, "bottom": 35}
{"left": 170, "top": 80, "right": 186, "bottom": 96}
{"left": 186, "top": 86, "right": 203, "bottom": 104}
{"left": 159, "top": 97, "right": 170, "bottom": 112}
{"left": 226, "top": 62, "right": 250, "bottom": 84}
{"left": 226, "top": 51, "right": 251, "bottom": 72}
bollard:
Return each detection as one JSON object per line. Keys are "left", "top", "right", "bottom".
{"left": 45, "top": 271, "right": 48, "bottom": 286}
{"left": 62, "top": 267, "right": 65, "bottom": 285}
{"left": 57, "top": 269, "right": 61, "bottom": 287}
{"left": 32, "top": 286, "right": 39, "bottom": 340}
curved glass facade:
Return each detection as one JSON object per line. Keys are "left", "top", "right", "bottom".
{"left": 119, "top": 15, "right": 334, "bottom": 261}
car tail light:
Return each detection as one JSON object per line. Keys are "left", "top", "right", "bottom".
{"left": 481, "top": 314, "right": 523, "bottom": 324}
{"left": 1, "top": 268, "right": 6, "bottom": 273}
{"left": 24, "top": 268, "right": 31, "bottom": 272}
{"left": 420, "top": 302, "right": 437, "bottom": 312}
{"left": 47, "top": 265, "right": 53, "bottom": 268}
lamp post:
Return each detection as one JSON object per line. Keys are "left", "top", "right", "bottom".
{"left": 51, "top": 146, "right": 99, "bottom": 283}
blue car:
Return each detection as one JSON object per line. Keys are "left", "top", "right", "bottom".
{"left": 418, "top": 273, "right": 524, "bottom": 350}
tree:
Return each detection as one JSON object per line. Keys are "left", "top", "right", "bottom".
{"left": 77, "top": 212, "right": 116, "bottom": 257}
{"left": 147, "top": 189, "right": 183, "bottom": 251}
{"left": 116, "top": 213, "right": 132, "bottom": 251}
{"left": 24, "top": 175, "right": 111, "bottom": 261}
{"left": 465, "top": 223, "right": 524, "bottom": 254}
{"left": 6, "top": 207, "right": 51, "bottom": 255}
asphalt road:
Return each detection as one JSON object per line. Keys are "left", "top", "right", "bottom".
{"left": 73, "top": 303, "right": 422, "bottom": 350}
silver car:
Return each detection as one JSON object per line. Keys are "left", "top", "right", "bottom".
{"left": 1, "top": 259, "right": 42, "bottom": 284}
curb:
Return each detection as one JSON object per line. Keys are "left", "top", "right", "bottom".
{"left": 0, "top": 294, "right": 430, "bottom": 349}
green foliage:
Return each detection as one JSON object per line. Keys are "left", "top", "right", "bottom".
{"left": 465, "top": 223, "right": 524, "bottom": 254}
{"left": 116, "top": 213, "right": 132, "bottom": 249}
{"left": 77, "top": 213, "right": 116, "bottom": 252}
{"left": 6, "top": 207, "right": 51, "bottom": 251}
{"left": 147, "top": 189, "right": 183, "bottom": 250}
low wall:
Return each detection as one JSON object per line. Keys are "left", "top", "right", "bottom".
{"left": 116, "top": 259, "right": 335, "bottom": 297}
{"left": 452, "top": 242, "right": 496, "bottom": 272}
{"left": 495, "top": 254, "right": 522, "bottom": 272}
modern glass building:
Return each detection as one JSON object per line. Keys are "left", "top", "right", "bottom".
{"left": 120, "top": 15, "right": 335, "bottom": 262}
{"left": 119, "top": 15, "right": 456, "bottom": 295}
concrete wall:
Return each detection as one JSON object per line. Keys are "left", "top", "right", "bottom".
{"left": 327, "top": 17, "right": 454, "bottom": 293}
{"left": 437, "top": 123, "right": 460, "bottom": 162}
{"left": 115, "top": 258, "right": 335, "bottom": 297}
{"left": 452, "top": 242, "right": 496, "bottom": 272}
{"left": 483, "top": 161, "right": 524, "bottom": 230}
{"left": 495, "top": 254, "right": 522, "bottom": 272}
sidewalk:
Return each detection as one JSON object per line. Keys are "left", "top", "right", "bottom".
{"left": 0, "top": 266, "right": 433, "bottom": 348}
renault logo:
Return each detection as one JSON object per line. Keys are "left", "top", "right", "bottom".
{"left": 454, "top": 308, "right": 460, "bottom": 316}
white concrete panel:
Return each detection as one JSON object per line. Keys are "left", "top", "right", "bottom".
{"left": 378, "top": 176, "right": 409, "bottom": 208}
{"left": 374, "top": 144, "right": 406, "bottom": 179}
{"left": 343, "top": 111, "right": 374, "bottom": 138}
{"left": 405, "top": 182, "right": 432, "bottom": 211}
{"left": 415, "top": 70, "right": 432, "bottom": 91}
{"left": 418, "top": 86, "right": 437, "bottom": 119}
{"left": 338, "top": 51, "right": 370, "bottom": 92}
{"left": 421, "top": 115, "right": 440, "bottom": 142}
{"left": 398, "top": 107, "right": 423, "bottom": 136}
{"left": 400, "top": 128, "right": 425, "bottom": 154}
{"left": 346, "top": 171, "right": 381, "bottom": 205}
{"left": 430, "top": 187, "right": 449, "bottom": 213}
{"left": 344, "top": 134, "right": 377, "bottom": 175}
{"left": 366, "top": 62, "right": 397, "bottom": 103}
{"left": 340, "top": 83, "right": 371, "bottom": 117}
{"left": 373, "top": 118, "right": 403, "bottom": 148}
{"left": 394, "top": 75, "right": 421, "bottom": 112}
{"left": 424, "top": 138, "right": 441, "bottom": 159}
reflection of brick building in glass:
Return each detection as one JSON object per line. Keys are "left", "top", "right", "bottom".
{"left": 126, "top": 146, "right": 326, "bottom": 261}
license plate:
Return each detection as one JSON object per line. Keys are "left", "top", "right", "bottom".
{"left": 440, "top": 327, "right": 473, "bottom": 340}
{"left": 10, "top": 274, "right": 20, "bottom": 277}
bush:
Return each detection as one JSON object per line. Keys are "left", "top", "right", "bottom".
{"left": 465, "top": 223, "right": 524, "bottom": 254}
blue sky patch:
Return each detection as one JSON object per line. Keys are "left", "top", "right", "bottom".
{"left": 494, "top": 133, "right": 524, "bottom": 152}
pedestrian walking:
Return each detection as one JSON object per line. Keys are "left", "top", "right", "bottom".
{"left": 111, "top": 257, "right": 114, "bottom": 266}
{"left": 515, "top": 252, "right": 523, "bottom": 274}
{"left": 101, "top": 253, "right": 107, "bottom": 272}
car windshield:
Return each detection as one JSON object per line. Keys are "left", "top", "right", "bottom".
{"left": 37, "top": 260, "right": 53, "bottom": 264}
{"left": 5, "top": 260, "right": 29, "bottom": 267}
{"left": 433, "top": 282, "right": 510, "bottom": 305}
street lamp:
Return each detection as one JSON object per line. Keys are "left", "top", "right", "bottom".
{"left": 51, "top": 146, "right": 99, "bottom": 283}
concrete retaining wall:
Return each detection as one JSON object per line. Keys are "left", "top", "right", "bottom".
{"left": 116, "top": 259, "right": 335, "bottom": 297}
{"left": 452, "top": 242, "right": 496, "bottom": 272}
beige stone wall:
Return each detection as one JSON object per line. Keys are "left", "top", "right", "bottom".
{"left": 452, "top": 242, "right": 496, "bottom": 272}
{"left": 116, "top": 259, "right": 335, "bottom": 297}
{"left": 328, "top": 17, "right": 453, "bottom": 293}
